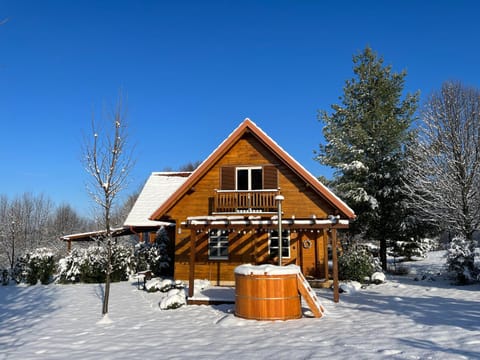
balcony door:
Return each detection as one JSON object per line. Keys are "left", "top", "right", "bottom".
{"left": 236, "top": 167, "right": 262, "bottom": 190}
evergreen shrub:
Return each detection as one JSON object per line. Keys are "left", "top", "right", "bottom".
{"left": 58, "top": 243, "right": 135, "bottom": 283}
{"left": 446, "top": 235, "right": 477, "bottom": 284}
{"left": 13, "top": 248, "right": 56, "bottom": 285}
{"left": 338, "top": 247, "right": 379, "bottom": 283}
{"left": 134, "top": 227, "right": 171, "bottom": 276}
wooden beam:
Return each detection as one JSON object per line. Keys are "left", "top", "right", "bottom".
{"left": 182, "top": 222, "right": 349, "bottom": 231}
{"left": 331, "top": 228, "right": 339, "bottom": 303}
{"left": 188, "top": 229, "right": 197, "bottom": 298}
{"left": 323, "top": 229, "right": 329, "bottom": 281}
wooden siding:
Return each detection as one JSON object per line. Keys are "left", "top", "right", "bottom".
{"left": 164, "top": 133, "right": 338, "bottom": 283}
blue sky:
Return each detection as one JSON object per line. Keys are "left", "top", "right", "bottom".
{"left": 1, "top": 1, "right": 479, "bottom": 217}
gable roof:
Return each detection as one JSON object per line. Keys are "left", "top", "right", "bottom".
{"left": 124, "top": 172, "right": 190, "bottom": 227}
{"left": 150, "top": 119, "right": 355, "bottom": 220}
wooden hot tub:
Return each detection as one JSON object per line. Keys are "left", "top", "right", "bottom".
{"left": 234, "top": 264, "right": 301, "bottom": 320}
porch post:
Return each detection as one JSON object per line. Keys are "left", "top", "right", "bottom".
{"left": 275, "top": 195, "right": 284, "bottom": 266}
{"left": 331, "top": 228, "right": 339, "bottom": 303}
{"left": 323, "top": 229, "right": 329, "bottom": 281}
{"left": 188, "top": 228, "right": 197, "bottom": 299}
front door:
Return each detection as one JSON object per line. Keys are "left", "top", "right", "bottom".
{"left": 300, "top": 232, "right": 327, "bottom": 279}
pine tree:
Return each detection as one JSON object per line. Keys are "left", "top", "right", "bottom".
{"left": 316, "top": 47, "right": 419, "bottom": 270}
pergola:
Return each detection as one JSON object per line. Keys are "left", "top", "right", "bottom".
{"left": 181, "top": 215, "right": 348, "bottom": 303}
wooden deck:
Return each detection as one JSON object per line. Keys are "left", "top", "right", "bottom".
{"left": 186, "top": 279, "right": 332, "bottom": 306}
{"left": 187, "top": 286, "right": 235, "bottom": 305}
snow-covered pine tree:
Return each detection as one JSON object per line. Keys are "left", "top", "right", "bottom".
{"left": 316, "top": 47, "right": 419, "bottom": 270}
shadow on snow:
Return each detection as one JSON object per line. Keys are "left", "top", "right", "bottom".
{"left": 0, "top": 285, "right": 60, "bottom": 352}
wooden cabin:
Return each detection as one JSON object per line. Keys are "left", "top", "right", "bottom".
{"left": 150, "top": 119, "right": 356, "bottom": 298}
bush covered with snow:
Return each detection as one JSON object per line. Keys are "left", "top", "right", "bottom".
{"left": 339, "top": 246, "right": 380, "bottom": 283}
{"left": 392, "top": 237, "right": 438, "bottom": 261}
{"left": 58, "top": 244, "right": 135, "bottom": 284}
{"left": 144, "top": 278, "right": 184, "bottom": 293}
{"left": 339, "top": 281, "right": 362, "bottom": 294}
{"left": 446, "top": 235, "right": 477, "bottom": 284}
{"left": 142, "top": 277, "right": 186, "bottom": 309}
{"left": 371, "top": 271, "right": 386, "bottom": 284}
{"left": 13, "top": 248, "right": 56, "bottom": 285}
{"left": 159, "top": 288, "right": 186, "bottom": 310}
{"left": 134, "top": 227, "right": 171, "bottom": 276}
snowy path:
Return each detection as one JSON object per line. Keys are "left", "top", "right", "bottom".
{"left": 1, "top": 251, "right": 480, "bottom": 359}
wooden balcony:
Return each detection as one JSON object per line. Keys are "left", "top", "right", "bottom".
{"left": 213, "top": 190, "right": 279, "bottom": 214}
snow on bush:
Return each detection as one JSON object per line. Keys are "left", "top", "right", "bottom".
{"left": 339, "top": 281, "right": 362, "bottom": 294}
{"left": 338, "top": 246, "right": 380, "bottom": 283}
{"left": 194, "top": 279, "right": 211, "bottom": 293}
{"left": 446, "top": 235, "right": 477, "bottom": 284}
{"left": 371, "top": 272, "right": 386, "bottom": 284}
{"left": 144, "top": 278, "right": 185, "bottom": 293}
{"left": 393, "top": 237, "right": 438, "bottom": 260}
{"left": 13, "top": 248, "right": 56, "bottom": 285}
{"left": 142, "top": 277, "right": 186, "bottom": 309}
{"left": 144, "top": 278, "right": 162, "bottom": 292}
{"left": 159, "top": 288, "right": 186, "bottom": 310}
{"left": 58, "top": 244, "right": 135, "bottom": 283}
{"left": 57, "top": 248, "right": 82, "bottom": 283}
{"left": 134, "top": 227, "right": 171, "bottom": 276}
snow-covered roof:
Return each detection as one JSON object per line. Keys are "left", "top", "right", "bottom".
{"left": 124, "top": 172, "right": 190, "bottom": 227}
{"left": 60, "top": 227, "right": 132, "bottom": 241}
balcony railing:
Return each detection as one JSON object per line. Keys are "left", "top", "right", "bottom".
{"left": 213, "top": 190, "right": 279, "bottom": 214}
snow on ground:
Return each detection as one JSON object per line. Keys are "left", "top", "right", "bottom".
{"left": 1, "top": 251, "right": 480, "bottom": 360}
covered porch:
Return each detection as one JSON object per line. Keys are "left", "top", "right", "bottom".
{"left": 181, "top": 215, "right": 348, "bottom": 304}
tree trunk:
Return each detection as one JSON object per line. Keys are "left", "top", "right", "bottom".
{"left": 102, "top": 238, "right": 112, "bottom": 315}
{"left": 380, "top": 238, "right": 387, "bottom": 271}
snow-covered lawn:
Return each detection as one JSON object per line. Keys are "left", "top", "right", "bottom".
{"left": 1, "top": 251, "right": 480, "bottom": 360}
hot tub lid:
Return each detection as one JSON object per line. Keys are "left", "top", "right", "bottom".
{"left": 234, "top": 264, "right": 301, "bottom": 276}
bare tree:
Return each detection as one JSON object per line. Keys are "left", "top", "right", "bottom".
{"left": 51, "top": 203, "right": 87, "bottom": 235}
{"left": 0, "top": 193, "right": 55, "bottom": 269}
{"left": 404, "top": 81, "right": 480, "bottom": 242}
{"left": 82, "top": 95, "right": 134, "bottom": 317}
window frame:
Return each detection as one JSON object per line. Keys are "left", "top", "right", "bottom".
{"left": 208, "top": 229, "right": 229, "bottom": 260}
{"left": 236, "top": 166, "right": 263, "bottom": 190}
{"left": 268, "top": 229, "right": 291, "bottom": 259}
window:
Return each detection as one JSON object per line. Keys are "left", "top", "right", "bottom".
{"left": 220, "top": 165, "right": 278, "bottom": 190}
{"left": 269, "top": 230, "right": 290, "bottom": 258}
{"left": 236, "top": 167, "right": 262, "bottom": 190}
{"left": 208, "top": 229, "right": 229, "bottom": 260}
